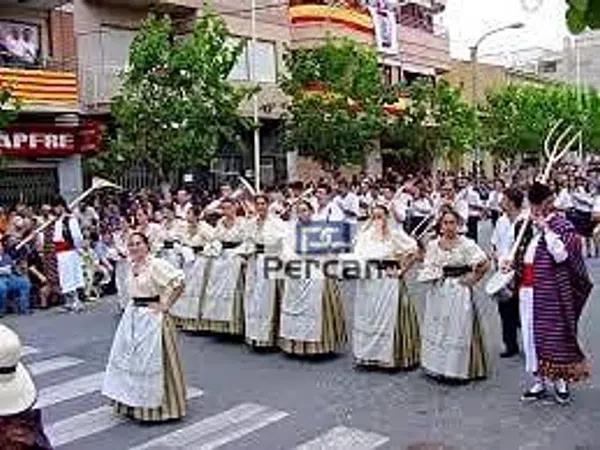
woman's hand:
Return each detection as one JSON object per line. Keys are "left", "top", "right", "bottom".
{"left": 459, "top": 274, "right": 476, "bottom": 287}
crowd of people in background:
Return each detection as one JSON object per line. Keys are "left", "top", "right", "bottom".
{"left": 0, "top": 163, "right": 599, "bottom": 319}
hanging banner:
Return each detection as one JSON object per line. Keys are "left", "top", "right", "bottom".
{"left": 367, "top": 5, "right": 398, "bottom": 55}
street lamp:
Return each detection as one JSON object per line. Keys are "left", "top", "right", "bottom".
{"left": 251, "top": 0, "right": 261, "bottom": 192}
{"left": 470, "top": 22, "right": 524, "bottom": 179}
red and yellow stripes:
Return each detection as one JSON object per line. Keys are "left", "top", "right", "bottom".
{"left": 0, "top": 68, "right": 78, "bottom": 106}
{"left": 289, "top": 4, "right": 374, "bottom": 34}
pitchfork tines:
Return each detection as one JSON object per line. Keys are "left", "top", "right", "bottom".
{"left": 540, "top": 120, "right": 582, "bottom": 183}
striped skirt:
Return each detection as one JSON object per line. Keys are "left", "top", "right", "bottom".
{"left": 195, "top": 264, "right": 245, "bottom": 336}
{"left": 355, "top": 285, "right": 421, "bottom": 370}
{"left": 279, "top": 279, "right": 347, "bottom": 356}
{"left": 113, "top": 315, "right": 187, "bottom": 422}
{"left": 468, "top": 311, "right": 488, "bottom": 380}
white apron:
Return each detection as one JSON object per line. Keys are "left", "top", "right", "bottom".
{"left": 102, "top": 304, "right": 164, "bottom": 408}
{"left": 279, "top": 278, "right": 324, "bottom": 342}
{"left": 421, "top": 278, "right": 474, "bottom": 379}
{"left": 56, "top": 250, "right": 85, "bottom": 294}
{"left": 202, "top": 250, "right": 242, "bottom": 322}
{"left": 171, "top": 256, "right": 208, "bottom": 320}
{"left": 353, "top": 278, "right": 398, "bottom": 364}
{"left": 244, "top": 254, "right": 278, "bottom": 342}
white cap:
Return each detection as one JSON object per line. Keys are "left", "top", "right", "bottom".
{"left": 0, "top": 325, "right": 37, "bottom": 416}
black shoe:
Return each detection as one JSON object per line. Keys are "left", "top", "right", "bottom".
{"left": 554, "top": 381, "right": 571, "bottom": 405}
{"left": 521, "top": 384, "right": 546, "bottom": 401}
{"left": 500, "top": 349, "right": 519, "bottom": 358}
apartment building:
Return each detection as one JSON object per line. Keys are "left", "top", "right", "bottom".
{"left": 0, "top": 0, "right": 102, "bottom": 204}
{"left": 0, "top": 0, "right": 451, "bottom": 198}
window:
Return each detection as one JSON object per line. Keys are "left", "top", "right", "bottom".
{"left": 538, "top": 60, "right": 558, "bottom": 74}
{"left": 227, "top": 38, "right": 277, "bottom": 83}
{"left": 228, "top": 38, "right": 249, "bottom": 81}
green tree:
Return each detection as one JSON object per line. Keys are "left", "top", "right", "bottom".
{"left": 383, "top": 79, "right": 479, "bottom": 170}
{"left": 90, "top": 12, "right": 252, "bottom": 184}
{"left": 280, "top": 38, "right": 388, "bottom": 167}
{"left": 0, "top": 88, "right": 17, "bottom": 130}
{"left": 566, "top": 0, "right": 600, "bottom": 33}
{"left": 481, "top": 83, "right": 600, "bottom": 161}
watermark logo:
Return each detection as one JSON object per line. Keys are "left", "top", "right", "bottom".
{"left": 295, "top": 221, "right": 352, "bottom": 255}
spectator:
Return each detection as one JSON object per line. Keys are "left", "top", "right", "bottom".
{"left": 0, "top": 324, "right": 53, "bottom": 450}
{"left": 0, "top": 237, "right": 31, "bottom": 317}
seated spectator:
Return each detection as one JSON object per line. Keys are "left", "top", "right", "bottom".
{"left": 0, "top": 324, "right": 53, "bottom": 450}
{"left": 0, "top": 236, "right": 32, "bottom": 317}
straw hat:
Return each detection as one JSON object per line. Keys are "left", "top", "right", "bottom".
{"left": 0, "top": 324, "right": 37, "bottom": 416}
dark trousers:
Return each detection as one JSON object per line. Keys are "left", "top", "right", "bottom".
{"left": 466, "top": 217, "right": 479, "bottom": 242}
{"left": 497, "top": 296, "right": 520, "bottom": 352}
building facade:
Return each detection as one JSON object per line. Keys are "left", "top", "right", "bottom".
{"left": 0, "top": 0, "right": 102, "bottom": 204}
{"left": 0, "top": 0, "right": 451, "bottom": 200}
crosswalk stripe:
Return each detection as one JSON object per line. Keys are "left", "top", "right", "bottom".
{"left": 46, "top": 388, "right": 204, "bottom": 447}
{"left": 22, "top": 346, "right": 39, "bottom": 356}
{"left": 29, "top": 356, "right": 84, "bottom": 376}
{"left": 129, "top": 402, "right": 289, "bottom": 450}
{"left": 36, "top": 372, "right": 104, "bottom": 408}
{"left": 295, "top": 426, "right": 389, "bottom": 450}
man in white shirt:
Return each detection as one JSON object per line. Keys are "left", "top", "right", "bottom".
{"left": 458, "top": 176, "right": 484, "bottom": 242}
{"left": 333, "top": 178, "right": 360, "bottom": 226}
{"left": 313, "top": 184, "right": 344, "bottom": 223}
{"left": 490, "top": 188, "right": 525, "bottom": 358}
{"left": 174, "top": 189, "right": 192, "bottom": 219}
{"left": 380, "top": 184, "right": 407, "bottom": 232}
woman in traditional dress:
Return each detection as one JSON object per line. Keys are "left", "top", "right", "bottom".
{"left": 133, "top": 208, "right": 164, "bottom": 254}
{"left": 102, "top": 232, "right": 187, "bottom": 422}
{"left": 352, "top": 203, "right": 421, "bottom": 370}
{"left": 198, "top": 198, "right": 248, "bottom": 335}
{"left": 278, "top": 199, "right": 347, "bottom": 356}
{"left": 170, "top": 206, "right": 215, "bottom": 331}
{"left": 417, "top": 207, "right": 490, "bottom": 381}
{"left": 244, "top": 194, "right": 287, "bottom": 348}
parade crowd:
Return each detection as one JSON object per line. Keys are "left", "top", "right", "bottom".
{"left": 0, "top": 164, "right": 596, "bottom": 448}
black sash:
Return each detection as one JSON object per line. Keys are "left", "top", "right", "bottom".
{"left": 132, "top": 296, "right": 160, "bottom": 307}
{"left": 442, "top": 265, "right": 471, "bottom": 278}
{"left": 221, "top": 241, "right": 242, "bottom": 249}
{"left": 255, "top": 243, "right": 265, "bottom": 254}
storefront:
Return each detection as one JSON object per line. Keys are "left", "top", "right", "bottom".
{"left": 0, "top": 119, "right": 102, "bottom": 205}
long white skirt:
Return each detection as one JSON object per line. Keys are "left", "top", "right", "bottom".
{"left": 202, "top": 251, "right": 243, "bottom": 323}
{"left": 102, "top": 304, "right": 164, "bottom": 408}
{"left": 171, "top": 256, "right": 209, "bottom": 320}
{"left": 244, "top": 254, "right": 279, "bottom": 346}
{"left": 56, "top": 249, "right": 85, "bottom": 294}
{"left": 421, "top": 278, "right": 474, "bottom": 379}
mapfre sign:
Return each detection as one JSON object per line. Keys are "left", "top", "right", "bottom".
{"left": 0, "top": 122, "right": 103, "bottom": 157}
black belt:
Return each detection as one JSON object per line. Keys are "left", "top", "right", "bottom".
{"left": 163, "top": 241, "right": 175, "bottom": 250}
{"left": 255, "top": 243, "right": 265, "bottom": 254}
{"left": 133, "top": 296, "right": 160, "bottom": 307}
{"left": 193, "top": 245, "right": 204, "bottom": 254}
{"left": 442, "top": 265, "right": 471, "bottom": 278}
{"left": 0, "top": 365, "right": 16, "bottom": 374}
{"left": 221, "top": 241, "right": 242, "bottom": 249}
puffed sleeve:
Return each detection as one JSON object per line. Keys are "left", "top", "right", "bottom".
{"left": 150, "top": 257, "right": 184, "bottom": 293}
{"left": 417, "top": 239, "right": 442, "bottom": 282}
{"left": 462, "top": 237, "right": 488, "bottom": 266}
{"left": 391, "top": 228, "right": 418, "bottom": 255}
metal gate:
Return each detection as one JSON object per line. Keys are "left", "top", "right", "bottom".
{"left": 0, "top": 168, "right": 59, "bottom": 206}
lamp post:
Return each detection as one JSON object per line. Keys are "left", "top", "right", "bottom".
{"left": 251, "top": 0, "right": 261, "bottom": 192}
{"left": 470, "top": 22, "right": 524, "bottom": 179}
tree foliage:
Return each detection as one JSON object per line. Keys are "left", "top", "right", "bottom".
{"left": 383, "top": 79, "right": 479, "bottom": 169}
{"left": 90, "top": 12, "right": 252, "bottom": 182}
{"left": 481, "top": 83, "right": 600, "bottom": 161}
{"left": 566, "top": 0, "right": 600, "bottom": 33}
{"left": 280, "top": 38, "right": 388, "bottom": 167}
{"left": 0, "top": 88, "right": 17, "bottom": 130}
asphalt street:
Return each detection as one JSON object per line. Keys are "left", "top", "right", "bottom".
{"left": 3, "top": 222, "right": 600, "bottom": 450}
